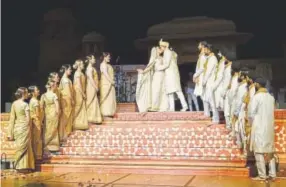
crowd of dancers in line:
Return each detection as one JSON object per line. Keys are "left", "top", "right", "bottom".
{"left": 6, "top": 39, "right": 276, "bottom": 180}
{"left": 191, "top": 41, "right": 276, "bottom": 181}
{"left": 7, "top": 53, "right": 117, "bottom": 173}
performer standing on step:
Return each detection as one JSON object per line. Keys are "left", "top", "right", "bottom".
{"left": 73, "top": 59, "right": 89, "bottom": 130}
{"left": 40, "top": 81, "right": 60, "bottom": 153}
{"left": 219, "top": 60, "right": 232, "bottom": 128}
{"left": 28, "top": 85, "right": 43, "bottom": 160}
{"left": 232, "top": 69, "right": 249, "bottom": 151}
{"left": 185, "top": 72, "right": 199, "bottom": 111}
{"left": 201, "top": 44, "right": 219, "bottom": 123}
{"left": 248, "top": 77, "right": 276, "bottom": 181}
{"left": 59, "top": 64, "right": 74, "bottom": 143}
{"left": 157, "top": 39, "right": 188, "bottom": 112}
{"left": 48, "top": 72, "right": 61, "bottom": 119}
{"left": 224, "top": 64, "right": 239, "bottom": 130}
{"left": 85, "top": 55, "right": 102, "bottom": 123}
{"left": 7, "top": 87, "right": 35, "bottom": 172}
{"left": 193, "top": 41, "right": 208, "bottom": 105}
{"left": 213, "top": 51, "right": 226, "bottom": 111}
{"left": 241, "top": 72, "right": 257, "bottom": 156}
{"left": 136, "top": 46, "right": 169, "bottom": 112}
{"left": 100, "top": 52, "right": 117, "bottom": 117}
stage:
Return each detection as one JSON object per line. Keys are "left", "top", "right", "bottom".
{"left": 1, "top": 171, "right": 286, "bottom": 186}
{"left": 1, "top": 103, "right": 286, "bottom": 178}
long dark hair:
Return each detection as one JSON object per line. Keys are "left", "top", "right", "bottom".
{"left": 100, "top": 52, "right": 111, "bottom": 62}
{"left": 28, "top": 85, "right": 38, "bottom": 98}
{"left": 59, "top": 64, "right": 71, "bottom": 77}
{"left": 48, "top": 72, "right": 58, "bottom": 81}
{"left": 14, "top": 87, "right": 27, "bottom": 100}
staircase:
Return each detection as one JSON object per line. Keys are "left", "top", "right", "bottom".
{"left": 1, "top": 104, "right": 286, "bottom": 177}
{"left": 40, "top": 108, "right": 248, "bottom": 176}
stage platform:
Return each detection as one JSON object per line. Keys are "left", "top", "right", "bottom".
{"left": 1, "top": 103, "right": 286, "bottom": 177}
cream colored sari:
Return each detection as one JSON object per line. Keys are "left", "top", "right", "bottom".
{"left": 136, "top": 47, "right": 168, "bottom": 112}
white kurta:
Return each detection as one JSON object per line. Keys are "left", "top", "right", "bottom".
{"left": 248, "top": 90, "right": 275, "bottom": 153}
{"left": 194, "top": 54, "right": 207, "bottom": 97}
{"left": 224, "top": 73, "right": 239, "bottom": 123}
{"left": 151, "top": 58, "right": 169, "bottom": 111}
{"left": 213, "top": 58, "right": 226, "bottom": 109}
{"left": 160, "top": 49, "right": 182, "bottom": 94}
{"left": 201, "top": 55, "right": 218, "bottom": 103}
{"left": 249, "top": 85, "right": 256, "bottom": 100}
{"left": 219, "top": 63, "right": 232, "bottom": 110}
{"left": 233, "top": 82, "right": 248, "bottom": 147}
{"left": 228, "top": 74, "right": 239, "bottom": 118}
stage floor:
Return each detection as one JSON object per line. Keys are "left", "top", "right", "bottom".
{"left": 1, "top": 171, "right": 286, "bottom": 187}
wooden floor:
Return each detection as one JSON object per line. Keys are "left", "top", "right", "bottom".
{"left": 1, "top": 170, "right": 286, "bottom": 187}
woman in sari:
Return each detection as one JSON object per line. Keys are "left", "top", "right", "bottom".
{"left": 48, "top": 72, "right": 61, "bottom": 104}
{"left": 86, "top": 55, "right": 102, "bottom": 123}
{"left": 73, "top": 59, "right": 89, "bottom": 129}
{"left": 40, "top": 81, "right": 60, "bottom": 152}
{"left": 100, "top": 52, "right": 117, "bottom": 117}
{"left": 59, "top": 64, "right": 74, "bottom": 142}
{"left": 7, "top": 87, "right": 35, "bottom": 172}
{"left": 28, "top": 85, "right": 43, "bottom": 160}
{"left": 136, "top": 47, "right": 169, "bottom": 112}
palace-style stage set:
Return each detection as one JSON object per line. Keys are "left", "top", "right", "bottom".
{"left": 1, "top": 10, "right": 286, "bottom": 179}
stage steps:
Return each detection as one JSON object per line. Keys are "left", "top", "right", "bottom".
{"left": 1, "top": 105, "right": 286, "bottom": 177}
{"left": 38, "top": 112, "right": 246, "bottom": 176}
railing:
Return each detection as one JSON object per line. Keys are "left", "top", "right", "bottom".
{"left": 114, "top": 65, "right": 137, "bottom": 103}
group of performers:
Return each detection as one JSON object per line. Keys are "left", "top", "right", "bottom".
{"left": 6, "top": 38, "right": 276, "bottom": 180}
{"left": 136, "top": 39, "right": 276, "bottom": 180}
{"left": 7, "top": 52, "right": 117, "bottom": 172}
{"left": 193, "top": 41, "right": 276, "bottom": 181}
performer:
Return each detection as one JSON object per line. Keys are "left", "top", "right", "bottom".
{"left": 158, "top": 39, "right": 188, "bottom": 111}
{"left": 40, "top": 81, "right": 60, "bottom": 152}
{"left": 201, "top": 44, "right": 219, "bottom": 123}
{"left": 48, "top": 72, "right": 61, "bottom": 100}
{"left": 224, "top": 64, "right": 239, "bottom": 130}
{"left": 100, "top": 52, "right": 117, "bottom": 117}
{"left": 232, "top": 70, "right": 249, "bottom": 150}
{"left": 136, "top": 47, "right": 168, "bottom": 112}
{"left": 219, "top": 59, "right": 232, "bottom": 111}
{"left": 28, "top": 85, "right": 43, "bottom": 160}
{"left": 185, "top": 72, "right": 199, "bottom": 111}
{"left": 242, "top": 72, "right": 257, "bottom": 154}
{"left": 248, "top": 77, "right": 276, "bottom": 181}
{"left": 193, "top": 41, "right": 208, "bottom": 100}
{"left": 59, "top": 64, "right": 74, "bottom": 142}
{"left": 7, "top": 87, "right": 35, "bottom": 172}
{"left": 73, "top": 59, "right": 89, "bottom": 129}
{"left": 213, "top": 51, "right": 226, "bottom": 110}
{"left": 86, "top": 55, "right": 102, "bottom": 123}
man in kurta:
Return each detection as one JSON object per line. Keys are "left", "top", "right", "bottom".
{"left": 213, "top": 51, "right": 226, "bottom": 111}
{"left": 242, "top": 72, "right": 257, "bottom": 159}
{"left": 248, "top": 77, "right": 276, "bottom": 181}
{"left": 201, "top": 44, "right": 219, "bottom": 123}
{"left": 224, "top": 64, "right": 240, "bottom": 130}
{"left": 193, "top": 41, "right": 208, "bottom": 101}
{"left": 158, "top": 39, "right": 188, "bottom": 112}
{"left": 232, "top": 70, "right": 249, "bottom": 151}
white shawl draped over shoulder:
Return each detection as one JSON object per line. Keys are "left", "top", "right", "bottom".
{"left": 136, "top": 47, "right": 157, "bottom": 112}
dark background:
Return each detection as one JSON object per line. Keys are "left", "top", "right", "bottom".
{"left": 1, "top": 0, "right": 286, "bottom": 110}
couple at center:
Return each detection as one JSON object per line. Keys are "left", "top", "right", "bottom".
{"left": 136, "top": 39, "right": 188, "bottom": 112}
